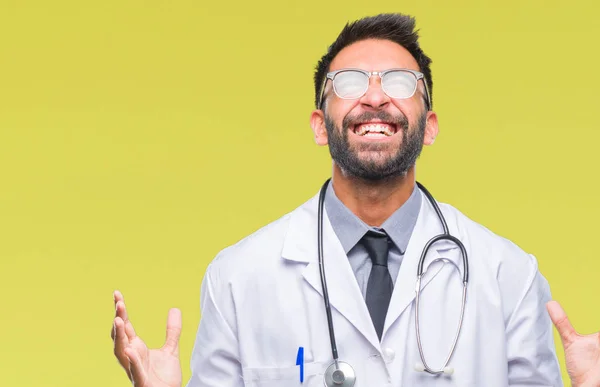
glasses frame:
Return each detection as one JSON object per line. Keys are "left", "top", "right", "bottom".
{"left": 317, "top": 68, "right": 431, "bottom": 111}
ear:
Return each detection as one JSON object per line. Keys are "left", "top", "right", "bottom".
{"left": 422, "top": 110, "right": 439, "bottom": 146}
{"left": 310, "top": 109, "right": 328, "bottom": 146}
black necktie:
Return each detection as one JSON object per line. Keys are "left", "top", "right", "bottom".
{"left": 362, "top": 230, "right": 393, "bottom": 341}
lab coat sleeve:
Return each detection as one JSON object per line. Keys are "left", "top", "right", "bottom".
{"left": 185, "top": 262, "right": 243, "bottom": 387}
{"left": 504, "top": 254, "right": 563, "bottom": 387}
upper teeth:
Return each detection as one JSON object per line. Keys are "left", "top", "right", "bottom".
{"left": 356, "top": 124, "right": 394, "bottom": 136}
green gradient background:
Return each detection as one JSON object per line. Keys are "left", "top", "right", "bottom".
{"left": 1, "top": 1, "right": 598, "bottom": 385}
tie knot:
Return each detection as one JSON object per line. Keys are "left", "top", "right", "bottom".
{"left": 361, "top": 230, "right": 390, "bottom": 267}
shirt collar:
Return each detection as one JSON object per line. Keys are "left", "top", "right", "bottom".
{"left": 324, "top": 182, "right": 422, "bottom": 255}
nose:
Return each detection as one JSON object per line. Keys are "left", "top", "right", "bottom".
{"left": 360, "top": 76, "right": 390, "bottom": 109}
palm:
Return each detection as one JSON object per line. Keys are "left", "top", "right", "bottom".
{"left": 547, "top": 301, "right": 600, "bottom": 387}
{"left": 131, "top": 338, "right": 182, "bottom": 387}
{"left": 112, "top": 291, "right": 183, "bottom": 387}
{"left": 563, "top": 332, "right": 600, "bottom": 387}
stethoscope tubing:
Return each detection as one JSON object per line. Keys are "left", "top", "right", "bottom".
{"left": 317, "top": 178, "right": 469, "bottom": 383}
{"left": 318, "top": 179, "right": 340, "bottom": 362}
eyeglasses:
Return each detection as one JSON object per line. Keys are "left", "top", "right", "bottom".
{"left": 317, "top": 68, "right": 431, "bottom": 110}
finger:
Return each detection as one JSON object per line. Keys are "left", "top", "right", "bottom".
{"left": 546, "top": 300, "right": 576, "bottom": 346}
{"left": 163, "top": 308, "right": 182, "bottom": 355}
{"left": 111, "top": 291, "right": 124, "bottom": 340}
{"left": 114, "top": 289, "right": 124, "bottom": 305}
{"left": 125, "top": 345, "right": 148, "bottom": 387}
{"left": 115, "top": 300, "right": 129, "bottom": 322}
{"left": 114, "top": 317, "right": 130, "bottom": 352}
{"left": 113, "top": 317, "right": 132, "bottom": 379}
{"left": 115, "top": 300, "right": 138, "bottom": 340}
{"left": 114, "top": 290, "right": 125, "bottom": 318}
{"left": 111, "top": 302, "right": 137, "bottom": 341}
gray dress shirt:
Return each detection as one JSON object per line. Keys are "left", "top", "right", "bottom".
{"left": 324, "top": 183, "right": 421, "bottom": 299}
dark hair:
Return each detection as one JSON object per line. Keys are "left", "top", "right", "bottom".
{"left": 313, "top": 13, "right": 433, "bottom": 109}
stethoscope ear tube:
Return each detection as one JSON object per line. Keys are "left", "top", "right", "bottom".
{"left": 414, "top": 193, "right": 469, "bottom": 376}
{"left": 415, "top": 275, "right": 467, "bottom": 375}
{"left": 416, "top": 234, "right": 469, "bottom": 283}
{"left": 415, "top": 181, "right": 469, "bottom": 283}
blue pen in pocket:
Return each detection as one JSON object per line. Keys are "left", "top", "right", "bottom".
{"left": 296, "top": 347, "right": 304, "bottom": 383}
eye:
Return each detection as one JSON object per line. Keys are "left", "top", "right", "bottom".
{"left": 333, "top": 71, "right": 369, "bottom": 99}
{"left": 382, "top": 71, "right": 417, "bottom": 98}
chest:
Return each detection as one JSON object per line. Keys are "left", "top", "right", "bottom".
{"left": 231, "top": 256, "right": 509, "bottom": 387}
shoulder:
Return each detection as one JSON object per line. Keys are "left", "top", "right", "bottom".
{"left": 208, "top": 213, "right": 290, "bottom": 274}
{"left": 436, "top": 201, "right": 551, "bottom": 317}
{"left": 205, "top": 194, "right": 316, "bottom": 279}
{"left": 436, "top": 201, "right": 537, "bottom": 272}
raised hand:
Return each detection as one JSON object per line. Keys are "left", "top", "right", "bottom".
{"left": 111, "top": 290, "right": 183, "bottom": 387}
{"left": 547, "top": 300, "right": 600, "bottom": 387}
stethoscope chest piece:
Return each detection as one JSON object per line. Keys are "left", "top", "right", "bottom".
{"left": 324, "top": 361, "right": 356, "bottom": 387}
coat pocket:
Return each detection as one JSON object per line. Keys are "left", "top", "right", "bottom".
{"left": 242, "top": 361, "right": 326, "bottom": 387}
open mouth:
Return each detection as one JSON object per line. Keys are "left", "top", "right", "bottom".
{"left": 352, "top": 122, "right": 398, "bottom": 138}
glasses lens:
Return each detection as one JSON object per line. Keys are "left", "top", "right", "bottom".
{"left": 333, "top": 70, "right": 369, "bottom": 99}
{"left": 382, "top": 71, "right": 417, "bottom": 99}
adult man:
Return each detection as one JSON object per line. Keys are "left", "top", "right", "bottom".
{"left": 111, "top": 13, "right": 600, "bottom": 387}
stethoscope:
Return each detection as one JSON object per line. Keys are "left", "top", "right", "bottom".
{"left": 317, "top": 178, "right": 469, "bottom": 387}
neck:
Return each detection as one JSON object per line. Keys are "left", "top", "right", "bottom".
{"left": 331, "top": 164, "right": 416, "bottom": 227}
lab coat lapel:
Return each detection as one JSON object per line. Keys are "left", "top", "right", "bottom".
{"left": 281, "top": 194, "right": 381, "bottom": 350}
{"left": 383, "top": 191, "right": 460, "bottom": 337}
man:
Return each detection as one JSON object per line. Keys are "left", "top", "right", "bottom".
{"left": 111, "top": 13, "right": 600, "bottom": 387}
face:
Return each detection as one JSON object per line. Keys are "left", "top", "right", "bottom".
{"left": 310, "top": 39, "right": 438, "bottom": 181}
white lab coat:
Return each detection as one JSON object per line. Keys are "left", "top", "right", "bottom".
{"left": 186, "top": 188, "right": 563, "bottom": 387}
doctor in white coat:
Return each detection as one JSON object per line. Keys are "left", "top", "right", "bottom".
{"left": 111, "top": 13, "right": 600, "bottom": 387}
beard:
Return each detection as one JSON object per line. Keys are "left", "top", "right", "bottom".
{"left": 325, "top": 110, "right": 427, "bottom": 181}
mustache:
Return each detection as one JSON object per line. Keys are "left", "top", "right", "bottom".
{"left": 342, "top": 111, "right": 409, "bottom": 130}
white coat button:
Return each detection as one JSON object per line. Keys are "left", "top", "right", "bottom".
{"left": 383, "top": 347, "right": 395, "bottom": 363}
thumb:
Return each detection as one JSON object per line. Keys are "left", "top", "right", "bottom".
{"left": 163, "top": 308, "right": 182, "bottom": 355}
{"left": 546, "top": 300, "right": 576, "bottom": 347}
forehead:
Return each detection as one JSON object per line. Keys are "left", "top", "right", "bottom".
{"left": 329, "top": 38, "right": 420, "bottom": 72}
